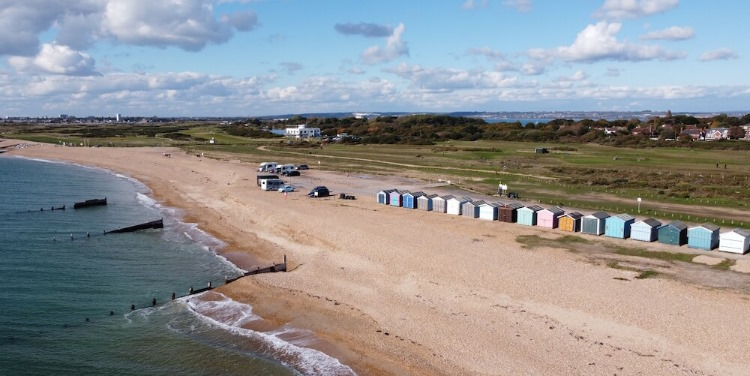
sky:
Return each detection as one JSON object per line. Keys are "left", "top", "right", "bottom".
{"left": 1, "top": 0, "right": 749, "bottom": 117}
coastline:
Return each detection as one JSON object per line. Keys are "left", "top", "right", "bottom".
{"left": 4, "top": 140, "right": 750, "bottom": 375}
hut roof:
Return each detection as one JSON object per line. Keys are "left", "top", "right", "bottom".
{"left": 448, "top": 196, "right": 471, "bottom": 202}
{"left": 691, "top": 223, "right": 720, "bottom": 232}
{"left": 434, "top": 195, "right": 454, "bottom": 201}
{"left": 613, "top": 213, "right": 635, "bottom": 221}
{"left": 404, "top": 191, "right": 425, "bottom": 197}
{"left": 521, "top": 205, "right": 543, "bottom": 212}
{"left": 502, "top": 202, "right": 524, "bottom": 209}
{"left": 724, "top": 229, "right": 750, "bottom": 237}
{"left": 378, "top": 189, "right": 396, "bottom": 194}
{"left": 637, "top": 218, "right": 662, "bottom": 228}
{"left": 563, "top": 212, "right": 583, "bottom": 219}
{"left": 480, "top": 202, "right": 501, "bottom": 208}
{"left": 663, "top": 221, "right": 688, "bottom": 230}
{"left": 585, "top": 211, "right": 610, "bottom": 219}
{"left": 469, "top": 200, "right": 486, "bottom": 206}
{"left": 420, "top": 194, "right": 438, "bottom": 199}
{"left": 542, "top": 206, "right": 565, "bottom": 215}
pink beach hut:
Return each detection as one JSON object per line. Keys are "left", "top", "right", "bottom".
{"left": 537, "top": 206, "right": 565, "bottom": 229}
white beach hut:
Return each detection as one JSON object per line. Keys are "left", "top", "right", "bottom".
{"left": 446, "top": 197, "right": 471, "bottom": 216}
{"left": 719, "top": 229, "right": 750, "bottom": 254}
{"left": 478, "top": 202, "right": 500, "bottom": 221}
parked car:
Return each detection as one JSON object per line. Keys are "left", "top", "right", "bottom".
{"left": 308, "top": 186, "right": 329, "bottom": 197}
{"left": 282, "top": 170, "right": 300, "bottom": 176}
{"left": 296, "top": 164, "right": 309, "bottom": 170}
{"left": 278, "top": 185, "right": 295, "bottom": 193}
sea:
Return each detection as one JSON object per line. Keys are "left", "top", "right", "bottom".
{"left": 0, "top": 156, "right": 355, "bottom": 376}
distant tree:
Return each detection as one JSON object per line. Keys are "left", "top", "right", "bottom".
{"left": 728, "top": 126, "right": 746, "bottom": 139}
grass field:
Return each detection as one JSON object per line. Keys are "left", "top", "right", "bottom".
{"left": 3, "top": 123, "right": 749, "bottom": 228}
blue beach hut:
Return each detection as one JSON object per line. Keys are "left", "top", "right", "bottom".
{"left": 630, "top": 218, "right": 661, "bottom": 242}
{"left": 517, "top": 205, "right": 543, "bottom": 226}
{"left": 688, "top": 223, "right": 719, "bottom": 250}
{"left": 604, "top": 214, "right": 635, "bottom": 239}
{"left": 389, "top": 190, "right": 403, "bottom": 207}
{"left": 658, "top": 221, "right": 688, "bottom": 246}
{"left": 403, "top": 191, "right": 425, "bottom": 209}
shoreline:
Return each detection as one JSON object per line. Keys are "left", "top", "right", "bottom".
{"left": 5, "top": 140, "right": 750, "bottom": 375}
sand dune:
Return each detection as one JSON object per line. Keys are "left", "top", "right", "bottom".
{"left": 7, "top": 141, "right": 750, "bottom": 375}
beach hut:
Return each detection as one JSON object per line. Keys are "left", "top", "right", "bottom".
{"left": 658, "top": 221, "right": 688, "bottom": 246}
{"left": 582, "top": 212, "right": 609, "bottom": 235}
{"left": 498, "top": 202, "right": 522, "bottom": 223}
{"left": 559, "top": 212, "right": 583, "bottom": 232}
{"left": 417, "top": 194, "right": 436, "bottom": 211}
{"left": 376, "top": 189, "right": 395, "bottom": 204}
{"left": 462, "top": 200, "right": 484, "bottom": 218}
{"left": 389, "top": 190, "right": 403, "bottom": 207}
{"left": 687, "top": 224, "right": 720, "bottom": 250}
{"left": 478, "top": 202, "right": 500, "bottom": 221}
{"left": 402, "top": 191, "right": 425, "bottom": 209}
{"left": 517, "top": 205, "right": 543, "bottom": 226}
{"left": 537, "top": 206, "right": 565, "bottom": 229}
{"left": 605, "top": 214, "right": 635, "bottom": 239}
{"left": 630, "top": 218, "right": 661, "bottom": 242}
{"left": 447, "top": 197, "right": 471, "bottom": 216}
{"left": 719, "top": 229, "right": 750, "bottom": 254}
{"left": 432, "top": 195, "right": 452, "bottom": 213}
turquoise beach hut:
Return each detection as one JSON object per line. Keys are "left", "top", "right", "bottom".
{"left": 604, "top": 214, "right": 635, "bottom": 239}
{"left": 389, "top": 190, "right": 403, "bottom": 207}
{"left": 517, "top": 205, "right": 543, "bottom": 226}
{"left": 688, "top": 223, "right": 719, "bottom": 250}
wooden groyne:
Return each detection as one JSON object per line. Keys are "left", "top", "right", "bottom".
{"left": 73, "top": 197, "right": 107, "bottom": 209}
{"left": 15, "top": 204, "right": 65, "bottom": 214}
{"left": 105, "top": 218, "right": 163, "bottom": 234}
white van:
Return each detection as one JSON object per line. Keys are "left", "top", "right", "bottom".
{"left": 260, "top": 178, "right": 285, "bottom": 191}
{"left": 258, "top": 162, "right": 278, "bottom": 172}
{"left": 276, "top": 164, "right": 296, "bottom": 174}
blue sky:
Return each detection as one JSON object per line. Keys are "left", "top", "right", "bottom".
{"left": 1, "top": 0, "right": 748, "bottom": 117}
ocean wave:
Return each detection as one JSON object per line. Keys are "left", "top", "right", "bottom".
{"left": 185, "top": 292, "right": 356, "bottom": 376}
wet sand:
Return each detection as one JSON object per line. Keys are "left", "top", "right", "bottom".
{"left": 6, "top": 141, "right": 750, "bottom": 375}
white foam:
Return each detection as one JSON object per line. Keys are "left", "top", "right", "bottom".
{"left": 185, "top": 292, "right": 356, "bottom": 376}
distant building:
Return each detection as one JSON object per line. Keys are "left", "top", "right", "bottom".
{"left": 116, "top": 113, "right": 122, "bottom": 122}
{"left": 285, "top": 124, "right": 321, "bottom": 139}
{"left": 705, "top": 128, "right": 729, "bottom": 141}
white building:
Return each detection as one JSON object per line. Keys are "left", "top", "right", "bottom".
{"left": 116, "top": 113, "right": 121, "bottom": 122}
{"left": 285, "top": 124, "right": 321, "bottom": 139}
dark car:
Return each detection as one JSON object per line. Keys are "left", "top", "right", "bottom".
{"left": 296, "top": 164, "right": 309, "bottom": 170}
{"left": 308, "top": 186, "right": 329, "bottom": 197}
{"left": 282, "top": 170, "right": 300, "bottom": 176}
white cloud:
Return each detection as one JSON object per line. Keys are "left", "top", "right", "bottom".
{"left": 0, "top": 0, "right": 257, "bottom": 56}
{"left": 462, "top": 0, "right": 489, "bottom": 10}
{"left": 502, "top": 0, "right": 532, "bottom": 12}
{"left": 8, "top": 43, "right": 98, "bottom": 76}
{"left": 386, "top": 63, "right": 521, "bottom": 90}
{"left": 699, "top": 48, "right": 739, "bottom": 62}
{"left": 555, "top": 70, "right": 588, "bottom": 82}
{"left": 595, "top": 0, "right": 679, "bottom": 20}
{"left": 641, "top": 26, "right": 694, "bottom": 40}
{"left": 361, "top": 23, "right": 409, "bottom": 65}
{"left": 528, "top": 22, "right": 686, "bottom": 63}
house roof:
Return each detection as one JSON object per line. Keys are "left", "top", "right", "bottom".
{"left": 636, "top": 218, "right": 662, "bottom": 228}
{"left": 690, "top": 223, "right": 720, "bottom": 232}
{"left": 585, "top": 211, "right": 610, "bottom": 219}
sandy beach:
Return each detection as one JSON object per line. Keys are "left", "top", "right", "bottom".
{"left": 4, "top": 140, "right": 750, "bottom": 375}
